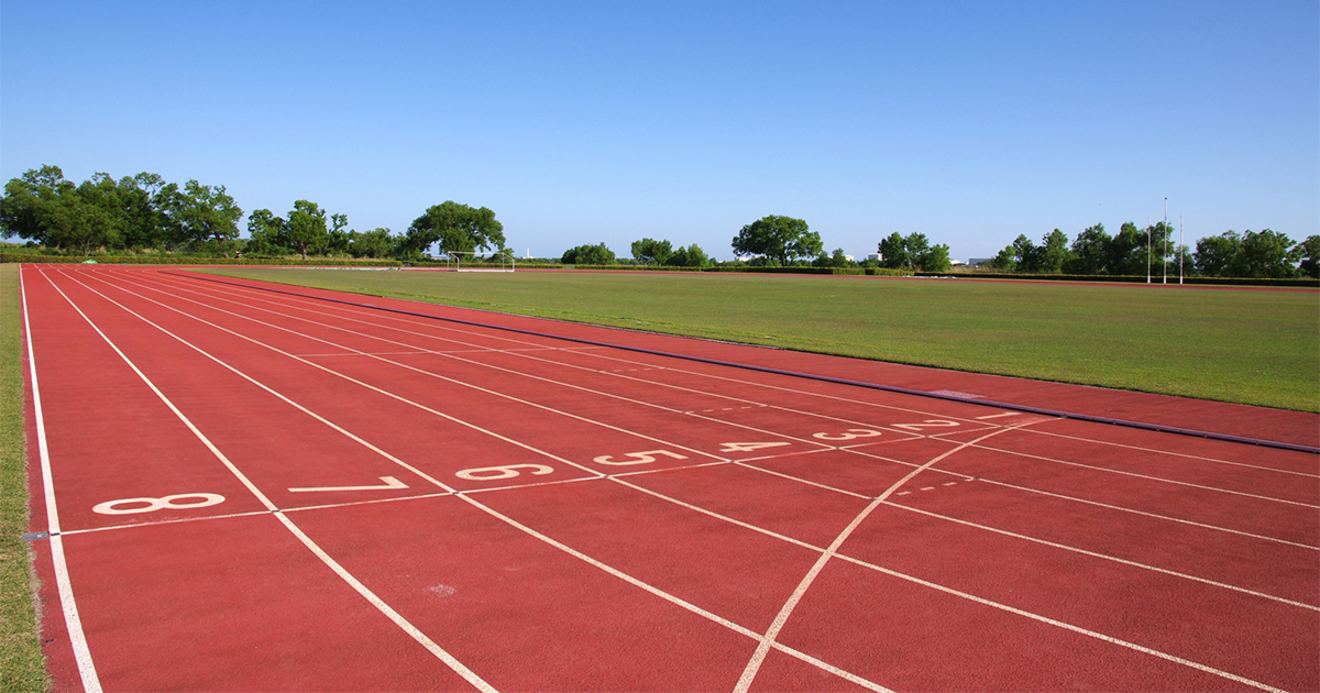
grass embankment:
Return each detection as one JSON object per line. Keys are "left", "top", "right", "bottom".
{"left": 0, "top": 264, "right": 46, "bottom": 691}
{"left": 205, "top": 269, "right": 1320, "bottom": 413}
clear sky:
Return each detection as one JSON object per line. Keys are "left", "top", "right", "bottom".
{"left": 3, "top": 1, "right": 1316, "bottom": 261}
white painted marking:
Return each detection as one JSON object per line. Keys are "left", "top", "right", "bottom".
{"left": 43, "top": 270, "right": 498, "bottom": 693}
{"left": 719, "top": 442, "right": 793, "bottom": 453}
{"left": 976, "top": 412, "right": 1022, "bottom": 420}
{"left": 734, "top": 426, "right": 1017, "bottom": 692}
{"left": 891, "top": 419, "right": 961, "bottom": 432}
{"left": 592, "top": 450, "right": 688, "bottom": 466}
{"left": 93, "top": 493, "right": 225, "bottom": 515}
{"left": 455, "top": 464, "right": 555, "bottom": 481}
{"left": 23, "top": 269, "right": 103, "bottom": 693}
{"left": 812, "top": 429, "right": 884, "bottom": 441}
{"left": 288, "top": 476, "right": 408, "bottom": 493}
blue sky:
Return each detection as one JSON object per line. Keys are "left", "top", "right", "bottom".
{"left": 3, "top": 1, "right": 1316, "bottom": 261}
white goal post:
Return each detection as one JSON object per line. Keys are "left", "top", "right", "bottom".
{"left": 441, "top": 250, "right": 516, "bottom": 272}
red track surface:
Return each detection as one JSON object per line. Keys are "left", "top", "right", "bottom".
{"left": 20, "top": 265, "right": 1318, "bottom": 692}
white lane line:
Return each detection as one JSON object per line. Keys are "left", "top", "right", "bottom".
{"left": 844, "top": 447, "right": 1319, "bottom": 551}
{"left": 886, "top": 502, "right": 1318, "bottom": 611}
{"left": 78, "top": 270, "right": 897, "bottom": 690}
{"left": 43, "top": 269, "right": 497, "bottom": 693}
{"left": 141, "top": 271, "right": 990, "bottom": 425}
{"left": 834, "top": 548, "right": 1289, "bottom": 693}
{"left": 1021, "top": 428, "right": 1320, "bottom": 479}
{"left": 24, "top": 268, "right": 103, "bottom": 693}
{"left": 733, "top": 426, "right": 1017, "bottom": 693}
{"left": 965, "top": 440, "right": 1318, "bottom": 508}
{"left": 128, "top": 270, "right": 1304, "bottom": 686}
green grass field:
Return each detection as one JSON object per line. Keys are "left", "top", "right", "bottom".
{"left": 209, "top": 268, "right": 1320, "bottom": 413}
{"left": 0, "top": 264, "right": 47, "bottom": 692}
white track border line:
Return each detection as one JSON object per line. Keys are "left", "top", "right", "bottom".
{"left": 86, "top": 268, "right": 1300, "bottom": 692}
{"left": 58, "top": 269, "right": 897, "bottom": 690}
{"left": 21, "top": 267, "right": 103, "bottom": 693}
{"left": 37, "top": 268, "right": 497, "bottom": 693}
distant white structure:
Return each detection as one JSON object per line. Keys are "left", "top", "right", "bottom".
{"left": 867, "top": 253, "right": 881, "bottom": 262}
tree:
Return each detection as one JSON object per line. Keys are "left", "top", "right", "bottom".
{"left": 1065, "top": 223, "right": 1109, "bottom": 274}
{"left": 285, "top": 200, "right": 328, "bottom": 260}
{"left": 246, "top": 209, "right": 289, "bottom": 256}
{"left": 348, "top": 228, "right": 397, "bottom": 259}
{"left": 919, "top": 243, "right": 952, "bottom": 272}
{"left": 163, "top": 180, "right": 243, "bottom": 255}
{"left": 1194, "top": 231, "right": 1242, "bottom": 277}
{"left": 668, "top": 243, "right": 709, "bottom": 268}
{"left": 732, "top": 215, "right": 820, "bottom": 265}
{"left": 405, "top": 201, "right": 505, "bottom": 257}
{"left": 1236, "top": 229, "right": 1300, "bottom": 278}
{"left": 1038, "top": 229, "right": 1071, "bottom": 273}
{"left": 630, "top": 237, "right": 673, "bottom": 265}
{"left": 561, "top": 242, "right": 616, "bottom": 265}
{"left": 1297, "top": 235, "right": 1320, "bottom": 279}
{"left": 0, "top": 166, "right": 118, "bottom": 254}
{"left": 878, "top": 232, "right": 909, "bottom": 269}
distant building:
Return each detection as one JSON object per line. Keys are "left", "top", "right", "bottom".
{"left": 868, "top": 253, "right": 881, "bottom": 262}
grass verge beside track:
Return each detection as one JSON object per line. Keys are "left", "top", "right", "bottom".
{"left": 0, "top": 264, "right": 47, "bottom": 691}
{"left": 205, "top": 268, "right": 1319, "bottom": 412}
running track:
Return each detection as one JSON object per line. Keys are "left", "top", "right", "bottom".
{"left": 20, "top": 265, "right": 1319, "bottom": 692}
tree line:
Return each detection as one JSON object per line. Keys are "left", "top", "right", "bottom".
{"left": 4, "top": 166, "right": 1313, "bottom": 278}
{"left": 0, "top": 166, "right": 507, "bottom": 261}
{"left": 987, "top": 223, "right": 1319, "bottom": 279}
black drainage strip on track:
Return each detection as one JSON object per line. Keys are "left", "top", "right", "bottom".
{"left": 164, "top": 269, "right": 1320, "bottom": 456}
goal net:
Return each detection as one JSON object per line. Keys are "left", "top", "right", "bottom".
{"left": 441, "top": 251, "right": 516, "bottom": 272}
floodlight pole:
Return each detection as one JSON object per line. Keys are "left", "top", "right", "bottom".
{"left": 1146, "top": 216, "right": 1151, "bottom": 284}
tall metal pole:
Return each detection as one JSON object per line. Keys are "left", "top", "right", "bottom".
{"left": 1163, "top": 198, "right": 1168, "bottom": 284}
{"left": 1182, "top": 215, "right": 1193, "bottom": 282}
{"left": 1147, "top": 216, "right": 1152, "bottom": 283}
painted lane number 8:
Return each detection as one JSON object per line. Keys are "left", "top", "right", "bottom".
{"left": 93, "top": 493, "right": 225, "bottom": 516}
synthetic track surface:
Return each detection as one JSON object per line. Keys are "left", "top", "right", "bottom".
{"left": 21, "top": 265, "right": 1319, "bottom": 693}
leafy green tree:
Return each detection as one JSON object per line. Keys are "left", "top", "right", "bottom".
{"left": 878, "top": 232, "right": 909, "bottom": 269}
{"left": 0, "top": 166, "right": 119, "bottom": 254}
{"left": 561, "top": 242, "right": 616, "bottom": 265}
{"left": 285, "top": 200, "right": 329, "bottom": 260}
{"left": 326, "top": 213, "right": 352, "bottom": 255}
{"left": 405, "top": 201, "right": 505, "bottom": 257}
{"left": 1038, "top": 229, "right": 1072, "bottom": 273}
{"left": 668, "top": 243, "right": 709, "bottom": 268}
{"left": 1297, "top": 235, "right": 1320, "bottom": 279}
{"left": 1065, "top": 223, "right": 1109, "bottom": 274}
{"left": 1194, "top": 231, "right": 1242, "bottom": 277}
{"left": 732, "top": 215, "right": 820, "bottom": 265}
{"left": 163, "top": 180, "right": 243, "bottom": 255}
{"left": 348, "top": 227, "right": 397, "bottom": 259}
{"left": 1236, "top": 229, "right": 1300, "bottom": 278}
{"left": 631, "top": 237, "right": 673, "bottom": 265}
{"left": 245, "top": 209, "right": 288, "bottom": 256}
{"left": 986, "top": 246, "right": 1017, "bottom": 271}
{"left": 919, "top": 243, "right": 952, "bottom": 272}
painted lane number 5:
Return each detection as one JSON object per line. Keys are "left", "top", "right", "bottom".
{"left": 592, "top": 450, "right": 688, "bottom": 466}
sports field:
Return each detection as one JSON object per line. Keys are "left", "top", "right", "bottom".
{"left": 11, "top": 265, "right": 1318, "bottom": 692}
{"left": 209, "top": 267, "right": 1320, "bottom": 412}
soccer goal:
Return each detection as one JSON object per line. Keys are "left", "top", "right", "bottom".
{"left": 442, "top": 251, "right": 516, "bottom": 272}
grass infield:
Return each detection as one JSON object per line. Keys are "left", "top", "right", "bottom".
{"left": 0, "top": 264, "right": 47, "bottom": 691}
{"left": 206, "top": 268, "right": 1319, "bottom": 413}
